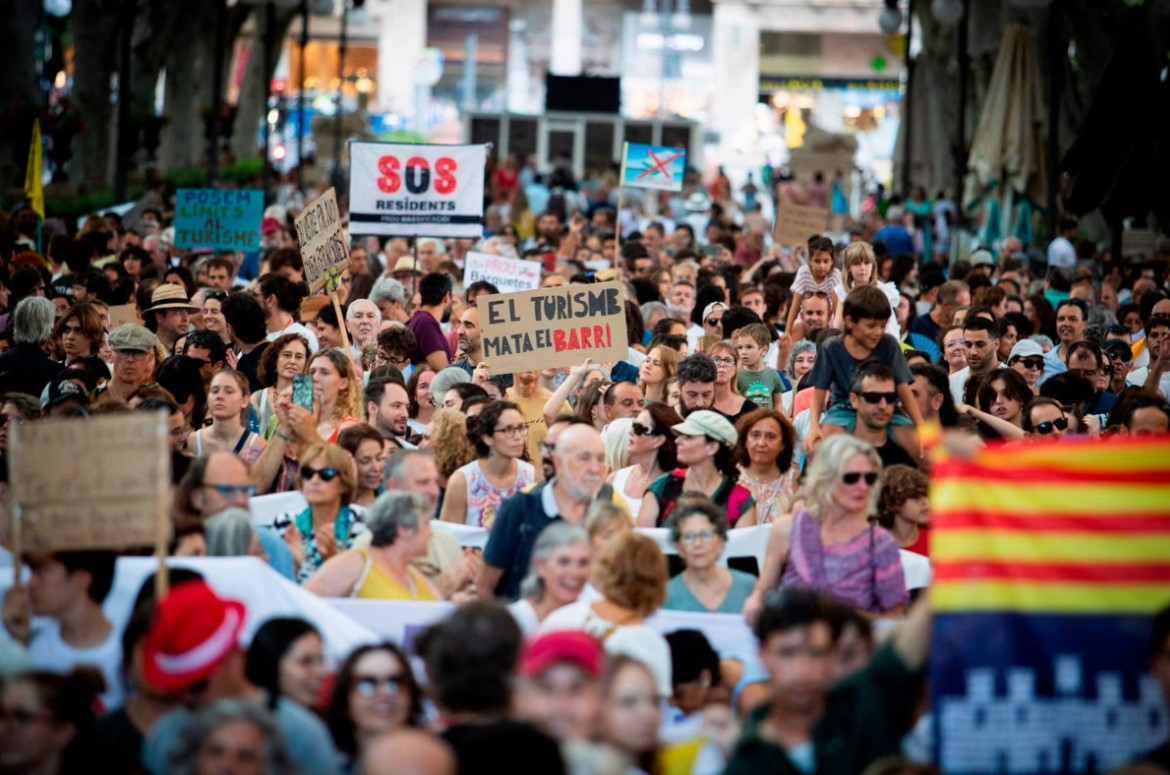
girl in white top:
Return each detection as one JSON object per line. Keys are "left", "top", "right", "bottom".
{"left": 439, "top": 400, "right": 535, "bottom": 528}
{"left": 508, "top": 522, "right": 592, "bottom": 636}
{"left": 605, "top": 405, "right": 680, "bottom": 518}
{"left": 833, "top": 241, "right": 902, "bottom": 338}
{"left": 190, "top": 369, "right": 266, "bottom": 465}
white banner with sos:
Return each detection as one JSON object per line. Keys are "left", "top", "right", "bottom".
{"left": 349, "top": 141, "right": 487, "bottom": 238}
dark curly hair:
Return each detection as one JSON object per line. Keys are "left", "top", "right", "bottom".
{"left": 468, "top": 400, "right": 522, "bottom": 458}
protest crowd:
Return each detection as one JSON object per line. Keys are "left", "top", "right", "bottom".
{"left": 0, "top": 156, "right": 1168, "bottom": 775}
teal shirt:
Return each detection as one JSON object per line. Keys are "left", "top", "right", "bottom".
{"left": 737, "top": 367, "right": 784, "bottom": 410}
{"left": 663, "top": 569, "right": 758, "bottom": 614}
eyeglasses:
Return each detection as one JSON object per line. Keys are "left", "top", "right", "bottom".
{"left": 705, "top": 317, "right": 723, "bottom": 327}
{"left": 1013, "top": 357, "right": 1044, "bottom": 370}
{"left": 203, "top": 483, "right": 256, "bottom": 498}
{"left": 858, "top": 391, "right": 898, "bottom": 405}
{"left": 842, "top": 471, "right": 879, "bottom": 486}
{"left": 631, "top": 422, "right": 657, "bottom": 437}
{"left": 680, "top": 529, "right": 717, "bottom": 544}
{"left": 354, "top": 674, "right": 405, "bottom": 696}
{"left": 711, "top": 357, "right": 736, "bottom": 367}
{"left": 1105, "top": 348, "right": 1132, "bottom": 363}
{"left": 1032, "top": 417, "right": 1068, "bottom": 435}
{"left": 115, "top": 349, "right": 151, "bottom": 360}
{"left": 375, "top": 351, "right": 410, "bottom": 366}
{"left": 300, "top": 466, "right": 340, "bottom": 482}
{"left": 494, "top": 424, "right": 527, "bottom": 437}
{"left": 0, "top": 707, "right": 53, "bottom": 726}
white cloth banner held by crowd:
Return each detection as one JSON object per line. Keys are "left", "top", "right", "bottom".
{"left": 295, "top": 187, "right": 353, "bottom": 355}
{"left": 348, "top": 142, "right": 487, "bottom": 238}
{"left": 463, "top": 251, "right": 542, "bottom": 293}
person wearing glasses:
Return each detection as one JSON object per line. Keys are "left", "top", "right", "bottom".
{"left": 273, "top": 442, "right": 365, "bottom": 583}
{"left": 848, "top": 360, "right": 919, "bottom": 470}
{"left": 0, "top": 669, "right": 104, "bottom": 774}
{"left": 1008, "top": 339, "right": 1046, "bottom": 395}
{"left": 663, "top": 496, "right": 758, "bottom": 614}
{"left": 743, "top": 434, "right": 907, "bottom": 620}
{"left": 607, "top": 403, "right": 682, "bottom": 518}
{"left": 1022, "top": 397, "right": 1072, "bottom": 440}
{"left": 440, "top": 401, "right": 535, "bottom": 528}
{"left": 708, "top": 341, "right": 759, "bottom": 422}
{"left": 1103, "top": 338, "right": 1134, "bottom": 394}
{"left": 324, "top": 642, "right": 425, "bottom": 770}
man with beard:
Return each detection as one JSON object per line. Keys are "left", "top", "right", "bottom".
{"left": 408, "top": 272, "right": 454, "bottom": 370}
{"left": 478, "top": 424, "right": 606, "bottom": 600}
{"left": 366, "top": 374, "right": 415, "bottom": 448}
{"left": 451, "top": 307, "right": 512, "bottom": 388}
{"left": 344, "top": 299, "right": 381, "bottom": 357}
{"left": 850, "top": 361, "right": 918, "bottom": 469}
{"left": 102, "top": 324, "right": 159, "bottom": 404}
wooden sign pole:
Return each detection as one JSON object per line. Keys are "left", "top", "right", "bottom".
{"left": 325, "top": 266, "right": 353, "bottom": 356}
{"left": 155, "top": 414, "right": 170, "bottom": 600}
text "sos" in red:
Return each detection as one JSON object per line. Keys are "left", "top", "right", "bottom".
{"left": 377, "top": 156, "right": 458, "bottom": 195}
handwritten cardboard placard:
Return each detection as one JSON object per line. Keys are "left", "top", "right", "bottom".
{"left": 108, "top": 304, "right": 139, "bottom": 329}
{"left": 295, "top": 188, "right": 350, "bottom": 294}
{"left": 174, "top": 189, "right": 264, "bottom": 252}
{"left": 773, "top": 203, "right": 829, "bottom": 248}
{"left": 477, "top": 281, "right": 628, "bottom": 374}
{"left": 463, "top": 251, "right": 542, "bottom": 293}
{"left": 10, "top": 412, "right": 170, "bottom": 552}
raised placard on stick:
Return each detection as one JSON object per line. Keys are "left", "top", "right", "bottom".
{"left": 174, "top": 188, "right": 264, "bottom": 252}
{"left": 476, "top": 281, "right": 629, "bottom": 375}
{"left": 10, "top": 412, "right": 170, "bottom": 553}
{"left": 295, "top": 188, "right": 349, "bottom": 294}
{"left": 772, "top": 203, "right": 830, "bottom": 249}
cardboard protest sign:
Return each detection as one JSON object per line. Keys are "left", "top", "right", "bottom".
{"left": 772, "top": 203, "right": 829, "bottom": 248}
{"left": 295, "top": 188, "right": 349, "bottom": 294}
{"left": 10, "top": 412, "right": 170, "bottom": 553}
{"left": 174, "top": 189, "right": 264, "bottom": 251}
{"left": 620, "top": 143, "right": 687, "bottom": 192}
{"left": 348, "top": 142, "right": 487, "bottom": 238}
{"left": 476, "top": 281, "right": 628, "bottom": 374}
{"left": 108, "top": 304, "right": 139, "bottom": 329}
{"left": 463, "top": 251, "right": 542, "bottom": 293}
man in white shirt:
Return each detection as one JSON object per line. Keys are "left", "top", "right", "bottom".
{"left": 949, "top": 317, "right": 1004, "bottom": 405}
{"left": 1046, "top": 218, "right": 1078, "bottom": 270}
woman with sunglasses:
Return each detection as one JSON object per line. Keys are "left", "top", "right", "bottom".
{"left": 275, "top": 442, "right": 365, "bottom": 583}
{"left": 744, "top": 434, "right": 907, "bottom": 621}
{"left": 306, "top": 491, "right": 441, "bottom": 600}
{"left": 607, "top": 404, "right": 681, "bottom": 518}
{"left": 637, "top": 410, "right": 756, "bottom": 529}
{"left": 325, "top": 642, "right": 424, "bottom": 770}
{"left": 440, "top": 400, "right": 535, "bottom": 528}
{"left": 251, "top": 333, "right": 311, "bottom": 440}
{"left": 1008, "top": 339, "right": 1046, "bottom": 395}
{"left": 733, "top": 408, "right": 800, "bottom": 524}
{"left": 201, "top": 289, "right": 232, "bottom": 346}
{"left": 189, "top": 368, "right": 266, "bottom": 463}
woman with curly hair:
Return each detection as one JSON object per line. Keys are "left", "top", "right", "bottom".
{"left": 439, "top": 400, "right": 535, "bottom": 527}
{"left": 251, "top": 332, "right": 310, "bottom": 439}
{"left": 421, "top": 408, "right": 476, "bottom": 488}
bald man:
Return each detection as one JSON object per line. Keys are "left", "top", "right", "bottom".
{"left": 360, "top": 730, "right": 455, "bottom": 775}
{"left": 479, "top": 424, "right": 607, "bottom": 600}
{"left": 346, "top": 298, "right": 382, "bottom": 353}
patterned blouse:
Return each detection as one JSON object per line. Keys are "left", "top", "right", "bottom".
{"left": 274, "top": 506, "right": 365, "bottom": 584}
{"left": 737, "top": 463, "right": 801, "bottom": 524}
{"left": 456, "top": 459, "right": 536, "bottom": 527}
{"left": 781, "top": 509, "right": 907, "bottom": 613}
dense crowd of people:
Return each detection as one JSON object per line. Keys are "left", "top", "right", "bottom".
{"left": 0, "top": 165, "right": 1168, "bottom": 775}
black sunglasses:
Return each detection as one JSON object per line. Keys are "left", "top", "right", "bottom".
{"left": 705, "top": 317, "right": 722, "bottom": 327}
{"left": 842, "top": 471, "right": 879, "bottom": 485}
{"left": 1033, "top": 417, "right": 1069, "bottom": 435}
{"left": 1013, "top": 357, "right": 1044, "bottom": 370}
{"left": 300, "top": 465, "right": 340, "bottom": 482}
{"left": 1105, "top": 347, "right": 1132, "bottom": 363}
{"left": 631, "top": 422, "right": 658, "bottom": 437}
{"left": 858, "top": 391, "right": 898, "bottom": 405}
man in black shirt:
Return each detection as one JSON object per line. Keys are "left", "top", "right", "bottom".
{"left": 849, "top": 360, "right": 918, "bottom": 469}
{"left": 221, "top": 291, "right": 270, "bottom": 393}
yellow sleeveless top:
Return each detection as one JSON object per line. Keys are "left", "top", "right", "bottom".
{"left": 352, "top": 547, "right": 440, "bottom": 601}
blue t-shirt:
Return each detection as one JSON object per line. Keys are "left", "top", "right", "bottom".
{"left": 807, "top": 334, "right": 913, "bottom": 408}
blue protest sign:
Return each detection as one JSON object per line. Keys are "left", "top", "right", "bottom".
{"left": 620, "top": 143, "right": 686, "bottom": 192}
{"left": 174, "top": 189, "right": 264, "bottom": 252}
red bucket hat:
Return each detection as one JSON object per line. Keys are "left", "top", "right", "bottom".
{"left": 142, "top": 581, "right": 247, "bottom": 693}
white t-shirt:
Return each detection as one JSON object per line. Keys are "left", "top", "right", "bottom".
{"left": 1047, "top": 236, "right": 1076, "bottom": 269}
{"left": 508, "top": 598, "right": 541, "bottom": 638}
{"left": 949, "top": 363, "right": 1007, "bottom": 405}
{"left": 31, "top": 622, "right": 124, "bottom": 711}
{"left": 267, "top": 322, "right": 320, "bottom": 353}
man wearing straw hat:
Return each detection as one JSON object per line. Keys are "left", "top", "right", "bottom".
{"left": 142, "top": 283, "right": 200, "bottom": 353}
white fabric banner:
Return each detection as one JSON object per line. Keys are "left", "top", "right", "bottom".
{"left": 348, "top": 142, "right": 487, "bottom": 238}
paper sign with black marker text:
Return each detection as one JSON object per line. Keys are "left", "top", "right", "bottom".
{"left": 174, "top": 188, "right": 264, "bottom": 251}
{"left": 295, "top": 188, "right": 349, "bottom": 294}
{"left": 773, "top": 203, "right": 829, "bottom": 248}
{"left": 476, "top": 281, "right": 628, "bottom": 374}
{"left": 349, "top": 142, "right": 486, "bottom": 238}
{"left": 463, "top": 251, "right": 542, "bottom": 293}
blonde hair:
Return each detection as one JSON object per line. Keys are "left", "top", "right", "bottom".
{"left": 593, "top": 531, "right": 668, "bottom": 617}
{"left": 842, "top": 242, "right": 878, "bottom": 292}
{"left": 603, "top": 418, "right": 633, "bottom": 473}
{"left": 799, "top": 434, "right": 883, "bottom": 518}
{"left": 696, "top": 334, "right": 722, "bottom": 354}
{"left": 298, "top": 442, "right": 358, "bottom": 505}
{"left": 709, "top": 340, "right": 741, "bottom": 395}
{"left": 310, "top": 349, "right": 363, "bottom": 422}
{"left": 584, "top": 500, "right": 631, "bottom": 543}
{"left": 429, "top": 408, "right": 476, "bottom": 478}
{"left": 639, "top": 345, "right": 681, "bottom": 395}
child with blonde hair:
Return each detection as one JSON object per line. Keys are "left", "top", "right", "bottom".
{"left": 833, "top": 241, "right": 902, "bottom": 338}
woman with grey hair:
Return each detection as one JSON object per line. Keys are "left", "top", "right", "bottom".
{"left": 782, "top": 339, "right": 817, "bottom": 416}
{"left": 169, "top": 699, "right": 296, "bottom": 775}
{"left": 204, "top": 508, "right": 262, "bottom": 557}
{"left": 508, "top": 521, "right": 591, "bottom": 636}
{"left": 303, "top": 491, "right": 441, "bottom": 600}
{"left": 743, "top": 434, "right": 907, "bottom": 620}
{"left": 0, "top": 296, "right": 59, "bottom": 398}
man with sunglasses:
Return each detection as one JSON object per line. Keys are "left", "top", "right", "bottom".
{"left": 1103, "top": 339, "right": 1134, "bottom": 394}
{"left": 1022, "top": 397, "right": 1071, "bottom": 439}
{"left": 849, "top": 361, "right": 918, "bottom": 469}
{"left": 140, "top": 582, "right": 341, "bottom": 775}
